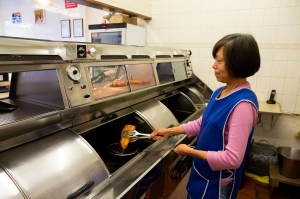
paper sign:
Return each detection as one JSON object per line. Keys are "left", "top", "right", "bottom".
{"left": 65, "top": 0, "right": 77, "bottom": 9}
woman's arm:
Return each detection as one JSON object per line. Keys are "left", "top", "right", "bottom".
{"left": 150, "top": 116, "right": 203, "bottom": 140}
{"left": 150, "top": 125, "right": 185, "bottom": 140}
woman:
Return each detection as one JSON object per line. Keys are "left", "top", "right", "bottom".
{"left": 151, "top": 33, "right": 260, "bottom": 199}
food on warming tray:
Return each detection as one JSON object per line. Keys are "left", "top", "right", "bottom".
{"left": 129, "top": 79, "right": 150, "bottom": 84}
{"left": 110, "top": 80, "right": 128, "bottom": 87}
{"left": 120, "top": 125, "right": 136, "bottom": 153}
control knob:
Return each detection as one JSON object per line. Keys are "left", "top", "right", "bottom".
{"left": 86, "top": 47, "right": 96, "bottom": 56}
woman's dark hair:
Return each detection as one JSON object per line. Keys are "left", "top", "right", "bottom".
{"left": 212, "top": 33, "right": 260, "bottom": 78}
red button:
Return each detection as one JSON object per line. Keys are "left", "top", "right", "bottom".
{"left": 81, "top": 84, "right": 86, "bottom": 89}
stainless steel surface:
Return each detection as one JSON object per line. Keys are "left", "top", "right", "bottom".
{"left": 0, "top": 36, "right": 211, "bottom": 199}
{"left": 129, "top": 130, "right": 152, "bottom": 141}
{"left": 277, "top": 147, "right": 300, "bottom": 178}
{"left": 133, "top": 99, "right": 179, "bottom": 129}
{"left": 60, "top": 63, "right": 93, "bottom": 107}
{"left": 158, "top": 92, "right": 198, "bottom": 124}
{"left": 0, "top": 36, "right": 69, "bottom": 62}
{"left": 13, "top": 70, "right": 65, "bottom": 108}
{"left": 0, "top": 167, "right": 24, "bottom": 199}
{"left": 86, "top": 134, "right": 186, "bottom": 199}
{"left": 0, "top": 99, "right": 58, "bottom": 125}
{"left": 181, "top": 85, "right": 207, "bottom": 107}
{"left": 0, "top": 130, "right": 109, "bottom": 199}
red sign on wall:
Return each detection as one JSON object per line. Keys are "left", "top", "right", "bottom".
{"left": 65, "top": 0, "right": 78, "bottom": 9}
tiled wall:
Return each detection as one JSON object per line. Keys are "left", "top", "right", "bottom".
{"left": 145, "top": 0, "right": 300, "bottom": 148}
{"left": 0, "top": 0, "right": 92, "bottom": 42}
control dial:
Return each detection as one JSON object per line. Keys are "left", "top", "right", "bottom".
{"left": 66, "top": 65, "right": 81, "bottom": 81}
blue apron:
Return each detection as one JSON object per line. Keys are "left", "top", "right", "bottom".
{"left": 187, "top": 87, "right": 258, "bottom": 199}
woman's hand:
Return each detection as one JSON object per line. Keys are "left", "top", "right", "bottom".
{"left": 151, "top": 126, "right": 185, "bottom": 141}
{"left": 174, "top": 144, "right": 208, "bottom": 160}
{"left": 150, "top": 128, "right": 170, "bottom": 140}
{"left": 174, "top": 144, "right": 194, "bottom": 156}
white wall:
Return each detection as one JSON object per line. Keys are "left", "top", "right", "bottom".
{"left": 146, "top": 0, "right": 300, "bottom": 148}
{"left": 92, "top": 0, "right": 152, "bottom": 18}
{"left": 0, "top": 0, "right": 100, "bottom": 42}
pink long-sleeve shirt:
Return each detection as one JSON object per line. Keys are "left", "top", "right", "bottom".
{"left": 182, "top": 82, "right": 257, "bottom": 173}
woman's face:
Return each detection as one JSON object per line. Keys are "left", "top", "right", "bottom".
{"left": 212, "top": 47, "right": 231, "bottom": 83}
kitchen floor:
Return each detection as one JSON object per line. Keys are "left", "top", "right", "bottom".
{"left": 168, "top": 173, "right": 300, "bottom": 199}
{"left": 238, "top": 176, "right": 300, "bottom": 199}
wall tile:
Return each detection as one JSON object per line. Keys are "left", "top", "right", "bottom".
{"left": 265, "top": 0, "right": 281, "bottom": 8}
{"left": 294, "top": 6, "right": 300, "bottom": 24}
{"left": 281, "top": 94, "right": 297, "bottom": 113}
{"left": 290, "top": 25, "right": 300, "bottom": 44}
{"left": 260, "top": 48, "right": 274, "bottom": 60}
{"left": 277, "top": 114, "right": 294, "bottom": 127}
{"left": 278, "top": 6, "right": 296, "bottom": 26}
{"left": 258, "top": 60, "right": 272, "bottom": 76}
{"left": 251, "top": 0, "right": 266, "bottom": 9}
{"left": 146, "top": 0, "right": 300, "bottom": 147}
{"left": 271, "top": 60, "right": 287, "bottom": 77}
{"left": 273, "top": 49, "right": 288, "bottom": 60}
{"left": 280, "top": 0, "right": 298, "bottom": 7}
{"left": 283, "top": 78, "right": 299, "bottom": 95}
{"left": 253, "top": 126, "right": 264, "bottom": 136}
{"left": 238, "top": 0, "right": 251, "bottom": 9}
{"left": 264, "top": 8, "right": 279, "bottom": 25}
{"left": 275, "top": 125, "right": 292, "bottom": 142}
{"left": 225, "top": 0, "right": 239, "bottom": 10}
{"left": 197, "top": 73, "right": 209, "bottom": 84}
{"left": 292, "top": 116, "right": 300, "bottom": 128}
{"left": 288, "top": 49, "right": 300, "bottom": 61}
{"left": 261, "top": 26, "right": 277, "bottom": 43}
{"left": 252, "top": 135, "right": 263, "bottom": 142}
{"left": 270, "top": 77, "right": 284, "bottom": 94}
{"left": 275, "top": 26, "right": 293, "bottom": 43}
{"left": 295, "top": 96, "right": 300, "bottom": 114}
{"left": 256, "top": 76, "right": 271, "bottom": 92}
{"left": 248, "top": 76, "right": 257, "bottom": 91}
{"left": 237, "top": 10, "right": 251, "bottom": 27}
{"left": 255, "top": 91, "right": 270, "bottom": 101}
{"left": 250, "top": 9, "right": 264, "bottom": 26}
{"left": 248, "top": 27, "right": 263, "bottom": 42}
{"left": 276, "top": 140, "right": 291, "bottom": 147}
{"left": 285, "top": 60, "right": 300, "bottom": 78}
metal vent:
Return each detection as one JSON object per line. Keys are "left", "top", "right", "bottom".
{"left": 0, "top": 54, "right": 63, "bottom": 62}
{"left": 156, "top": 55, "right": 171, "bottom": 58}
{"left": 173, "top": 55, "right": 184, "bottom": 57}
{"left": 101, "top": 55, "right": 128, "bottom": 59}
{"left": 131, "top": 55, "right": 150, "bottom": 59}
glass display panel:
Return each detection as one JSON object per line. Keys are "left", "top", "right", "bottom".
{"left": 125, "top": 63, "right": 156, "bottom": 91}
{"left": 88, "top": 65, "right": 130, "bottom": 100}
{"left": 156, "top": 62, "right": 175, "bottom": 84}
{"left": 172, "top": 61, "right": 187, "bottom": 81}
{"left": 91, "top": 31, "right": 122, "bottom": 44}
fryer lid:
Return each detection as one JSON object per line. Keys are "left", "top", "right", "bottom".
{"left": 0, "top": 130, "right": 109, "bottom": 199}
{"left": 0, "top": 167, "right": 24, "bottom": 199}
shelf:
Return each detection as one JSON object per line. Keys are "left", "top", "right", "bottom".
{"left": 0, "top": 81, "right": 10, "bottom": 87}
{"left": 0, "top": 92, "right": 9, "bottom": 99}
{"left": 0, "top": 81, "right": 10, "bottom": 99}
{"left": 258, "top": 101, "right": 281, "bottom": 114}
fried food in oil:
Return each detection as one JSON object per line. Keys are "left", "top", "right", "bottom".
{"left": 120, "top": 125, "right": 136, "bottom": 152}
